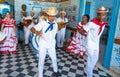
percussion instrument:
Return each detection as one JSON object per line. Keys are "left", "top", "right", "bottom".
{"left": 23, "top": 19, "right": 32, "bottom": 27}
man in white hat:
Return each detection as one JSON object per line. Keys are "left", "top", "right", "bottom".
{"left": 31, "top": 7, "right": 61, "bottom": 77}
{"left": 56, "top": 10, "right": 68, "bottom": 49}
{"left": 78, "top": 6, "right": 107, "bottom": 77}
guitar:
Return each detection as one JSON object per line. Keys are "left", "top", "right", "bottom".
{"left": 57, "top": 22, "right": 71, "bottom": 30}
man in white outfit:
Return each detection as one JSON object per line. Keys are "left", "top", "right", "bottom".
{"left": 56, "top": 11, "right": 68, "bottom": 49}
{"left": 31, "top": 7, "right": 61, "bottom": 77}
{"left": 24, "top": 11, "right": 36, "bottom": 45}
{"left": 78, "top": 6, "right": 107, "bottom": 77}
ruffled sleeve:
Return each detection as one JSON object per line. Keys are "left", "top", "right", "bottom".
{"left": 13, "top": 19, "right": 16, "bottom": 24}
{"left": 1, "top": 19, "right": 5, "bottom": 24}
{"left": 76, "top": 22, "right": 82, "bottom": 29}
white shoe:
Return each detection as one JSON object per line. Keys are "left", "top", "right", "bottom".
{"left": 84, "top": 68, "right": 93, "bottom": 77}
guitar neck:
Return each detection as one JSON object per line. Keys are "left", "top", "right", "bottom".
{"left": 64, "top": 22, "right": 71, "bottom": 26}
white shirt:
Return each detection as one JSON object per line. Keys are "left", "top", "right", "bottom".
{"left": 56, "top": 17, "right": 68, "bottom": 23}
{"left": 24, "top": 16, "right": 35, "bottom": 29}
{"left": 38, "top": 16, "right": 45, "bottom": 23}
{"left": 33, "top": 19, "right": 58, "bottom": 48}
{"left": 56, "top": 17, "right": 68, "bottom": 32}
{"left": 83, "top": 22, "right": 105, "bottom": 50}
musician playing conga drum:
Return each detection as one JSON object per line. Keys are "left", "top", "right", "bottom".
{"left": 56, "top": 11, "right": 68, "bottom": 49}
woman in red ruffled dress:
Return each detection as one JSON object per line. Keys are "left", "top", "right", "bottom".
{"left": 66, "top": 14, "right": 90, "bottom": 58}
{"left": 0, "top": 12, "right": 18, "bottom": 54}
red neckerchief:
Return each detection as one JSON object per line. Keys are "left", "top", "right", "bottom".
{"left": 91, "top": 18, "right": 106, "bottom": 35}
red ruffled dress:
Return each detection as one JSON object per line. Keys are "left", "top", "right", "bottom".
{"left": 0, "top": 18, "right": 18, "bottom": 54}
{"left": 66, "top": 22, "right": 86, "bottom": 56}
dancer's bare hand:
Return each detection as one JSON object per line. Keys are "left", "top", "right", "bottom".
{"left": 36, "top": 31, "right": 42, "bottom": 37}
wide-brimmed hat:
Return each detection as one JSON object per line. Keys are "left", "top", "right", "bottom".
{"left": 46, "top": 7, "right": 58, "bottom": 16}
{"left": 60, "top": 11, "right": 66, "bottom": 15}
{"left": 97, "top": 6, "right": 107, "bottom": 13}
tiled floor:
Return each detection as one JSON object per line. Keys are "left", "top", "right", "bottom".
{"left": 0, "top": 43, "right": 112, "bottom": 77}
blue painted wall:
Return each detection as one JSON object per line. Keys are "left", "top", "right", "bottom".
{"left": 78, "top": 0, "right": 86, "bottom": 22}
{"left": 104, "top": 0, "right": 120, "bottom": 70}
{"left": 110, "top": 6, "right": 120, "bottom": 73}
{"left": 85, "top": 2, "right": 91, "bottom": 15}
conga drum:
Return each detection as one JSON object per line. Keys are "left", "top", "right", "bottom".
{"left": 23, "top": 19, "right": 32, "bottom": 27}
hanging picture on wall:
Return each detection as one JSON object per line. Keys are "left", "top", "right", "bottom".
{"left": 60, "top": 8, "right": 64, "bottom": 11}
{"left": 72, "top": 15, "right": 76, "bottom": 22}
{"left": 68, "top": 6, "right": 72, "bottom": 13}
{"left": 72, "top": 5, "right": 77, "bottom": 13}
{"left": 67, "top": 15, "right": 71, "bottom": 22}
{"left": 64, "top": 7, "right": 68, "bottom": 12}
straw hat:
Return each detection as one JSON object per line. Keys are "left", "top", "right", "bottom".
{"left": 46, "top": 7, "right": 58, "bottom": 16}
{"left": 97, "top": 6, "right": 107, "bottom": 13}
{"left": 60, "top": 11, "right": 66, "bottom": 15}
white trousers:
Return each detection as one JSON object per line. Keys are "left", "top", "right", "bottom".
{"left": 85, "top": 49, "right": 99, "bottom": 77}
{"left": 38, "top": 46, "right": 58, "bottom": 77}
{"left": 24, "top": 27, "right": 31, "bottom": 44}
{"left": 56, "top": 28, "right": 65, "bottom": 47}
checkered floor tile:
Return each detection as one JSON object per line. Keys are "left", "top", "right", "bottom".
{"left": 0, "top": 43, "right": 112, "bottom": 77}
